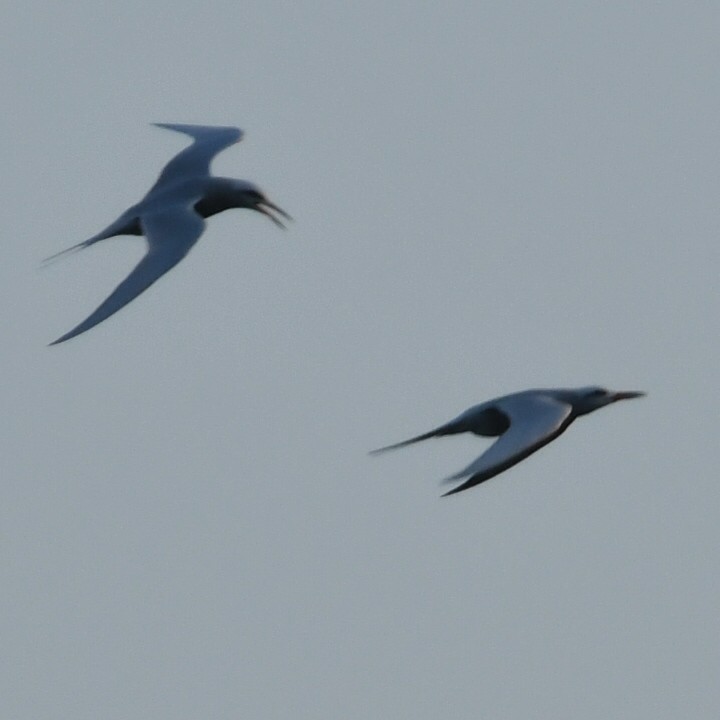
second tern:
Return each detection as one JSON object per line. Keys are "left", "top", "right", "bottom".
{"left": 47, "top": 123, "right": 290, "bottom": 345}
{"left": 371, "top": 386, "right": 644, "bottom": 496}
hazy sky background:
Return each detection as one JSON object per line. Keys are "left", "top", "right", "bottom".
{"left": 2, "top": 2, "right": 718, "bottom": 718}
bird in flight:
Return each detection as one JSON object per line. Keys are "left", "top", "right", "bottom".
{"left": 47, "top": 123, "right": 291, "bottom": 345}
{"left": 371, "top": 386, "right": 644, "bottom": 495}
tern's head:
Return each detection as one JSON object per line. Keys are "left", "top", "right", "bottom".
{"left": 228, "top": 180, "right": 292, "bottom": 229}
{"left": 568, "top": 386, "right": 645, "bottom": 416}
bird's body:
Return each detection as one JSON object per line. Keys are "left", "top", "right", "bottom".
{"left": 371, "top": 386, "right": 644, "bottom": 495}
{"left": 47, "top": 123, "right": 290, "bottom": 345}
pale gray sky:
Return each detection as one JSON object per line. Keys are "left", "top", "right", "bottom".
{"left": 2, "top": 2, "right": 718, "bottom": 718}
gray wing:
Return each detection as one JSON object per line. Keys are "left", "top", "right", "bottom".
{"left": 442, "top": 395, "right": 574, "bottom": 496}
{"left": 50, "top": 207, "right": 205, "bottom": 345}
{"left": 149, "top": 124, "right": 243, "bottom": 191}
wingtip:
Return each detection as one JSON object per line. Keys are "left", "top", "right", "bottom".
{"left": 439, "top": 472, "right": 477, "bottom": 497}
{"left": 48, "top": 334, "right": 69, "bottom": 347}
{"left": 152, "top": 123, "right": 244, "bottom": 142}
{"left": 440, "top": 485, "right": 463, "bottom": 497}
{"left": 48, "top": 324, "right": 87, "bottom": 346}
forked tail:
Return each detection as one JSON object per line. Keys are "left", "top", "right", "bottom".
{"left": 41, "top": 240, "right": 93, "bottom": 265}
{"left": 369, "top": 425, "right": 454, "bottom": 455}
{"left": 42, "top": 211, "right": 139, "bottom": 266}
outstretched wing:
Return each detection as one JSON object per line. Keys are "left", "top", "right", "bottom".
{"left": 50, "top": 206, "right": 205, "bottom": 345}
{"left": 149, "top": 124, "right": 244, "bottom": 192}
{"left": 442, "top": 395, "right": 574, "bottom": 496}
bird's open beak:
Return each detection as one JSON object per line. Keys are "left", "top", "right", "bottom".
{"left": 255, "top": 200, "right": 292, "bottom": 229}
{"left": 612, "top": 391, "right": 646, "bottom": 401}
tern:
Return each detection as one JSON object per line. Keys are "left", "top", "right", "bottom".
{"left": 371, "top": 386, "right": 644, "bottom": 496}
{"left": 47, "top": 123, "right": 290, "bottom": 345}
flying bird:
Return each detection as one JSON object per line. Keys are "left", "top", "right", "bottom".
{"left": 371, "top": 386, "right": 644, "bottom": 495}
{"left": 47, "top": 123, "right": 290, "bottom": 345}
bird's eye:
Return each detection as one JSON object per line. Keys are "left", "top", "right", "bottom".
{"left": 589, "top": 389, "right": 607, "bottom": 397}
{"left": 247, "top": 189, "right": 263, "bottom": 200}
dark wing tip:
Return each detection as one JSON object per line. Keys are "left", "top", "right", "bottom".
{"left": 48, "top": 325, "right": 86, "bottom": 346}
{"left": 441, "top": 483, "right": 468, "bottom": 497}
{"left": 152, "top": 123, "right": 244, "bottom": 143}
{"left": 369, "top": 446, "right": 393, "bottom": 456}
{"left": 48, "top": 334, "right": 71, "bottom": 347}
{"left": 440, "top": 470, "right": 496, "bottom": 497}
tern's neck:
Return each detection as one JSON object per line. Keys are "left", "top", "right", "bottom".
{"left": 193, "top": 177, "right": 247, "bottom": 218}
